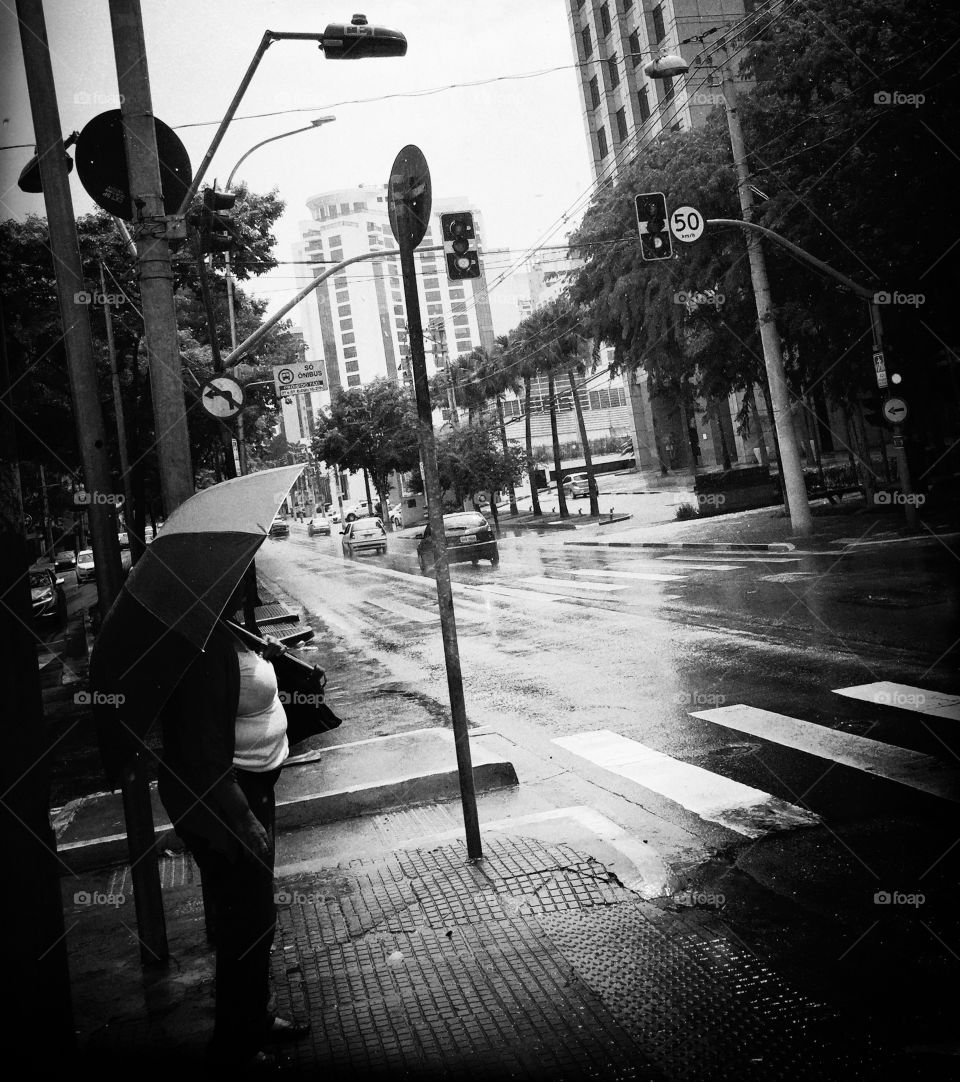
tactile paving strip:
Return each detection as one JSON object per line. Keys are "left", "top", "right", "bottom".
{"left": 270, "top": 838, "right": 887, "bottom": 1081}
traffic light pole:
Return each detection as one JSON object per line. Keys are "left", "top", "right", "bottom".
{"left": 717, "top": 51, "right": 812, "bottom": 536}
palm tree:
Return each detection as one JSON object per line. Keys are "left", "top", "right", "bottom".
{"left": 465, "top": 336, "right": 520, "bottom": 516}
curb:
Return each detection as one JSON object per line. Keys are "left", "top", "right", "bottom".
{"left": 565, "top": 539, "right": 796, "bottom": 552}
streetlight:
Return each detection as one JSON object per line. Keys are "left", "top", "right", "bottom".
{"left": 645, "top": 45, "right": 814, "bottom": 536}
{"left": 223, "top": 118, "right": 337, "bottom": 474}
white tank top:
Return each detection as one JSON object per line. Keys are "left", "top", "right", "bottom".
{"left": 233, "top": 645, "right": 289, "bottom": 772}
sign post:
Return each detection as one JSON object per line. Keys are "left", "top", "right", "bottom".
{"left": 388, "top": 144, "right": 482, "bottom": 860}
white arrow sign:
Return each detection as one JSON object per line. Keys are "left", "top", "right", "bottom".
{"left": 882, "top": 396, "right": 908, "bottom": 424}
{"left": 670, "top": 205, "right": 705, "bottom": 243}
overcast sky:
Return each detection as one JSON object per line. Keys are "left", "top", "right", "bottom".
{"left": 1, "top": 1, "right": 595, "bottom": 319}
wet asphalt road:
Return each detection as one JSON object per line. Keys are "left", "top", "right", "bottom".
{"left": 257, "top": 523, "right": 960, "bottom": 1047}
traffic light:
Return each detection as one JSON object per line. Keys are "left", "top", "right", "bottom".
{"left": 192, "top": 187, "right": 237, "bottom": 254}
{"left": 635, "top": 192, "right": 673, "bottom": 261}
{"left": 440, "top": 211, "right": 480, "bottom": 280}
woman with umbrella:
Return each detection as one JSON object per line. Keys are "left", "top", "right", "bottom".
{"left": 91, "top": 466, "right": 314, "bottom": 1069}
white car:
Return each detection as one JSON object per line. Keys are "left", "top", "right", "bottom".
{"left": 76, "top": 548, "right": 96, "bottom": 583}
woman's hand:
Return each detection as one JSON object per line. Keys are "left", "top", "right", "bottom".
{"left": 235, "top": 808, "right": 271, "bottom": 862}
{"left": 260, "top": 634, "right": 285, "bottom": 661}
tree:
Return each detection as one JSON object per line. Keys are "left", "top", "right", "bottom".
{"left": 435, "top": 422, "right": 526, "bottom": 519}
{"left": 311, "top": 379, "right": 420, "bottom": 530}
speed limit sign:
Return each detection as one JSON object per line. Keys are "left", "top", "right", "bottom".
{"left": 670, "top": 206, "right": 705, "bottom": 243}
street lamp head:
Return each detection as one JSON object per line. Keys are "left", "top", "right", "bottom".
{"left": 321, "top": 14, "right": 407, "bottom": 59}
{"left": 311, "top": 116, "right": 337, "bottom": 127}
{"left": 643, "top": 53, "right": 689, "bottom": 79}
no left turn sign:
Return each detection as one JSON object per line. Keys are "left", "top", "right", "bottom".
{"left": 670, "top": 206, "right": 705, "bottom": 243}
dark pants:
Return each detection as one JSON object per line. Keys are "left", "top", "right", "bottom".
{"left": 181, "top": 768, "right": 281, "bottom": 1062}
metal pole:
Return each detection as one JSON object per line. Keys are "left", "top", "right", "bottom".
{"left": 397, "top": 212, "right": 482, "bottom": 860}
{"left": 109, "top": 0, "right": 193, "bottom": 516}
{"left": 869, "top": 302, "right": 917, "bottom": 529}
{"left": 717, "top": 50, "right": 812, "bottom": 536}
{"left": 100, "top": 264, "right": 135, "bottom": 517}
{"left": 18, "top": 0, "right": 125, "bottom": 611}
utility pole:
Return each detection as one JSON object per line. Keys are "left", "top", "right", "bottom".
{"left": 18, "top": 0, "right": 126, "bottom": 611}
{"left": 100, "top": 264, "right": 135, "bottom": 521}
{"left": 717, "top": 46, "right": 812, "bottom": 536}
{"left": 109, "top": 0, "right": 193, "bottom": 515}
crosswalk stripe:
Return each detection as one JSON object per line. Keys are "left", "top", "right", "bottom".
{"left": 553, "top": 730, "right": 820, "bottom": 838}
{"left": 691, "top": 704, "right": 960, "bottom": 802}
{"left": 520, "top": 576, "right": 629, "bottom": 593}
{"left": 833, "top": 682, "right": 960, "bottom": 721}
{"left": 565, "top": 568, "right": 685, "bottom": 582}
{"left": 657, "top": 556, "right": 799, "bottom": 564}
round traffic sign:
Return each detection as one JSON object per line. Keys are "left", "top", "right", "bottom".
{"left": 387, "top": 144, "right": 432, "bottom": 248}
{"left": 882, "top": 396, "right": 908, "bottom": 424}
{"left": 200, "top": 376, "right": 244, "bottom": 419}
{"left": 670, "top": 205, "right": 705, "bottom": 243}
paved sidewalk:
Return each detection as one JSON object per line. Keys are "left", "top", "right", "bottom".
{"left": 69, "top": 832, "right": 897, "bottom": 1081}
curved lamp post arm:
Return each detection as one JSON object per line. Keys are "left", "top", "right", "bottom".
{"left": 226, "top": 116, "right": 335, "bottom": 190}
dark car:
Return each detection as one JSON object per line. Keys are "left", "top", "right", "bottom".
{"left": 30, "top": 566, "right": 67, "bottom": 624}
{"left": 417, "top": 512, "right": 499, "bottom": 573}
{"left": 53, "top": 550, "right": 76, "bottom": 572}
{"left": 341, "top": 518, "right": 387, "bottom": 557}
{"left": 269, "top": 516, "right": 289, "bottom": 538}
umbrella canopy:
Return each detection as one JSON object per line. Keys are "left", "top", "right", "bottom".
{"left": 90, "top": 465, "right": 303, "bottom": 781}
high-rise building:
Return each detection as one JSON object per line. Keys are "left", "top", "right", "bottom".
{"left": 564, "top": 0, "right": 775, "bottom": 475}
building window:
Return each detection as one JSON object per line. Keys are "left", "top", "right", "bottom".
{"left": 393, "top": 305, "right": 404, "bottom": 315}
{"left": 330, "top": 250, "right": 343, "bottom": 264}
{"left": 608, "top": 54, "right": 620, "bottom": 88}
{"left": 343, "top": 346, "right": 357, "bottom": 359}
{"left": 638, "top": 86, "right": 651, "bottom": 121}
{"left": 339, "top": 202, "right": 350, "bottom": 215}
{"left": 651, "top": 3, "right": 665, "bottom": 43}
{"left": 623, "top": 0, "right": 633, "bottom": 10}
{"left": 599, "top": 2, "right": 611, "bottom": 36}
{"left": 337, "top": 304, "right": 351, "bottom": 317}
{"left": 326, "top": 204, "right": 337, "bottom": 219}
{"left": 452, "top": 314, "right": 469, "bottom": 326}
{"left": 502, "top": 400, "right": 521, "bottom": 418}
{"left": 334, "top": 276, "right": 348, "bottom": 289}
{"left": 581, "top": 26, "right": 592, "bottom": 58}
{"left": 427, "top": 304, "right": 444, "bottom": 316}
{"left": 454, "top": 329, "right": 472, "bottom": 340}
{"left": 588, "top": 387, "right": 626, "bottom": 410}
{"left": 663, "top": 75, "right": 675, "bottom": 102}
{"left": 449, "top": 288, "right": 465, "bottom": 299}
{"left": 589, "top": 75, "right": 600, "bottom": 109}
{"left": 367, "top": 221, "right": 377, "bottom": 231}
{"left": 345, "top": 359, "right": 360, "bottom": 373}
{"left": 392, "top": 292, "right": 403, "bottom": 303}
{"left": 328, "top": 235, "right": 342, "bottom": 248}
{"left": 368, "top": 234, "right": 379, "bottom": 246}
{"left": 336, "top": 291, "right": 350, "bottom": 305}
{"left": 342, "top": 332, "right": 355, "bottom": 345}
{"left": 340, "top": 319, "right": 353, "bottom": 331}
{"left": 616, "top": 107, "right": 628, "bottom": 143}
{"left": 389, "top": 277, "right": 400, "bottom": 288}
{"left": 347, "top": 374, "right": 361, "bottom": 387}
{"left": 597, "top": 125, "right": 608, "bottom": 158}
{"left": 425, "top": 291, "right": 442, "bottom": 302}
{"left": 353, "top": 201, "right": 366, "bottom": 212}
{"left": 629, "top": 29, "right": 640, "bottom": 65}
{"left": 424, "top": 277, "right": 439, "bottom": 289}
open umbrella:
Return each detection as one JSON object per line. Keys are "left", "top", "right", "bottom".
{"left": 90, "top": 464, "right": 303, "bottom": 781}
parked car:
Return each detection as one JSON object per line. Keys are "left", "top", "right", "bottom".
{"left": 53, "top": 550, "right": 76, "bottom": 572}
{"left": 562, "top": 472, "right": 591, "bottom": 499}
{"left": 343, "top": 502, "right": 371, "bottom": 524}
{"left": 417, "top": 512, "right": 499, "bottom": 573}
{"left": 307, "top": 515, "right": 331, "bottom": 537}
{"left": 76, "top": 548, "right": 96, "bottom": 584}
{"left": 268, "top": 516, "right": 289, "bottom": 538}
{"left": 389, "top": 503, "right": 403, "bottom": 528}
{"left": 341, "top": 518, "right": 387, "bottom": 557}
{"left": 30, "top": 566, "right": 67, "bottom": 624}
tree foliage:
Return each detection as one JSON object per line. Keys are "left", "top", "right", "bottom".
{"left": 435, "top": 422, "right": 526, "bottom": 508}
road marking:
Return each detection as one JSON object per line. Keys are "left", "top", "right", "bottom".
{"left": 553, "top": 730, "right": 820, "bottom": 837}
{"left": 656, "top": 556, "right": 799, "bottom": 565}
{"left": 565, "top": 568, "right": 684, "bottom": 582}
{"left": 833, "top": 682, "right": 960, "bottom": 721}
{"left": 520, "top": 576, "right": 629, "bottom": 593}
{"left": 692, "top": 704, "right": 960, "bottom": 802}
{"left": 364, "top": 597, "right": 438, "bottom": 624}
